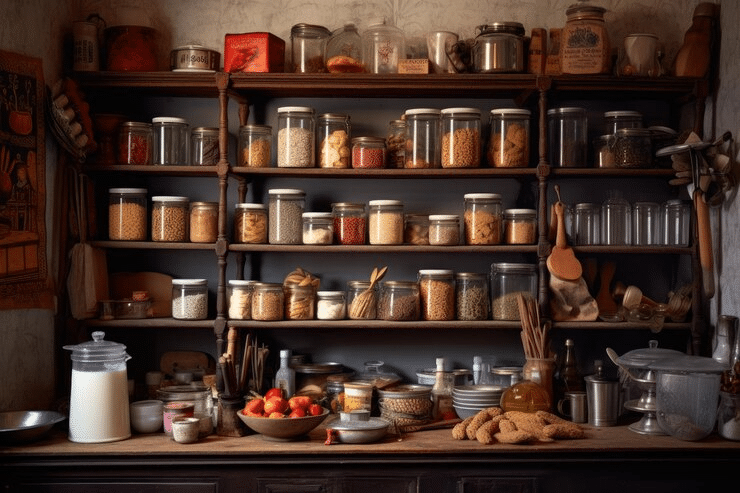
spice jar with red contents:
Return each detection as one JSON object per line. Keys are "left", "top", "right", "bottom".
{"left": 351, "top": 136, "right": 386, "bottom": 169}
{"left": 118, "top": 121, "right": 152, "bottom": 165}
{"left": 331, "top": 202, "right": 366, "bottom": 245}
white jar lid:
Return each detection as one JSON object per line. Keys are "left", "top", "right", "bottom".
{"left": 604, "top": 110, "right": 642, "bottom": 119}
{"left": 405, "top": 108, "right": 441, "bottom": 116}
{"left": 317, "top": 290, "right": 345, "bottom": 298}
{"left": 152, "top": 116, "right": 188, "bottom": 124}
{"left": 302, "top": 212, "right": 332, "bottom": 219}
{"left": 278, "top": 106, "right": 315, "bottom": 113}
{"left": 441, "top": 107, "right": 481, "bottom": 116}
{"left": 464, "top": 192, "right": 502, "bottom": 200}
{"left": 172, "top": 279, "right": 207, "bottom": 286}
{"left": 418, "top": 269, "right": 454, "bottom": 276}
{"left": 152, "top": 195, "right": 189, "bottom": 203}
{"left": 429, "top": 214, "right": 460, "bottom": 221}
{"left": 109, "top": 187, "right": 147, "bottom": 194}
{"left": 268, "top": 188, "right": 305, "bottom": 195}
{"left": 235, "top": 203, "right": 266, "bottom": 210}
{"left": 504, "top": 208, "right": 536, "bottom": 216}
{"left": 228, "top": 279, "right": 257, "bottom": 286}
{"left": 368, "top": 199, "right": 403, "bottom": 206}
{"left": 490, "top": 108, "right": 531, "bottom": 116}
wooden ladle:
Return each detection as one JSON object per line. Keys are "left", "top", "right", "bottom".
{"left": 547, "top": 190, "right": 582, "bottom": 281}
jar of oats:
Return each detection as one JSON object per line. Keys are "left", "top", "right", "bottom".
{"left": 490, "top": 262, "right": 537, "bottom": 321}
{"left": 108, "top": 187, "right": 148, "bottom": 241}
{"left": 251, "top": 282, "right": 285, "bottom": 321}
{"left": 503, "top": 208, "right": 537, "bottom": 244}
{"left": 428, "top": 214, "right": 461, "bottom": 246}
{"left": 441, "top": 107, "right": 481, "bottom": 168}
{"left": 368, "top": 199, "right": 404, "bottom": 245}
{"left": 238, "top": 124, "right": 272, "bottom": 167}
{"left": 277, "top": 106, "right": 315, "bottom": 168}
{"left": 189, "top": 201, "right": 218, "bottom": 243}
{"left": 172, "top": 279, "right": 208, "bottom": 320}
{"left": 488, "top": 108, "right": 530, "bottom": 167}
{"left": 234, "top": 203, "right": 268, "bottom": 244}
{"left": 418, "top": 269, "right": 456, "bottom": 321}
{"left": 455, "top": 272, "right": 490, "bottom": 321}
{"left": 464, "top": 192, "right": 502, "bottom": 244}
{"left": 151, "top": 196, "right": 189, "bottom": 242}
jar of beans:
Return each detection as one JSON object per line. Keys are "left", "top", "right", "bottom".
{"left": 351, "top": 136, "right": 386, "bottom": 169}
{"left": 234, "top": 203, "right": 268, "bottom": 244}
{"left": 152, "top": 116, "right": 190, "bottom": 165}
{"left": 284, "top": 283, "right": 316, "bottom": 320}
{"left": 613, "top": 128, "right": 653, "bottom": 168}
{"left": 404, "top": 213, "right": 429, "bottom": 245}
{"left": 251, "top": 282, "right": 285, "bottom": 321}
{"left": 191, "top": 127, "right": 220, "bottom": 166}
{"left": 404, "top": 108, "right": 441, "bottom": 168}
{"left": 347, "top": 280, "right": 377, "bottom": 320}
{"left": 118, "top": 121, "right": 152, "bottom": 165}
{"left": 368, "top": 199, "right": 404, "bottom": 245}
{"left": 277, "top": 106, "right": 315, "bottom": 168}
{"left": 331, "top": 202, "right": 366, "bottom": 245}
{"left": 108, "top": 187, "right": 148, "bottom": 241}
{"left": 238, "top": 124, "right": 272, "bottom": 168}
{"left": 418, "top": 269, "right": 456, "bottom": 321}
{"left": 189, "top": 201, "right": 218, "bottom": 243}
{"left": 428, "top": 214, "right": 461, "bottom": 245}
{"left": 464, "top": 192, "right": 502, "bottom": 245}
{"left": 490, "top": 262, "right": 537, "bottom": 321}
{"left": 316, "top": 291, "right": 346, "bottom": 320}
{"left": 302, "top": 212, "right": 333, "bottom": 245}
{"left": 151, "top": 196, "right": 189, "bottom": 242}
{"left": 172, "top": 279, "right": 208, "bottom": 320}
{"left": 386, "top": 119, "right": 406, "bottom": 168}
{"left": 378, "top": 280, "right": 420, "bottom": 321}
{"left": 488, "top": 108, "right": 530, "bottom": 167}
{"left": 318, "top": 113, "right": 350, "bottom": 168}
{"left": 228, "top": 279, "right": 256, "bottom": 320}
{"left": 268, "top": 188, "right": 305, "bottom": 244}
{"left": 503, "top": 208, "right": 537, "bottom": 244}
{"left": 441, "top": 107, "right": 481, "bottom": 168}
{"left": 455, "top": 272, "right": 490, "bottom": 321}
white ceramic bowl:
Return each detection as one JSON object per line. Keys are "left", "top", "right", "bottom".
{"left": 171, "top": 417, "right": 200, "bottom": 443}
{"left": 129, "top": 400, "right": 163, "bottom": 434}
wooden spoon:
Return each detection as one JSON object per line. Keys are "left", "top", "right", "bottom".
{"left": 596, "top": 261, "right": 618, "bottom": 316}
{"left": 547, "top": 199, "right": 582, "bottom": 281}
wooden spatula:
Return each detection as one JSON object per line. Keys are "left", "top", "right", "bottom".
{"left": 547, "top": 199, "right": 582, "bottom": 281}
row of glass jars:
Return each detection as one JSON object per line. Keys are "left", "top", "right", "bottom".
{"left": 119, "top": 118, "right": 221, "bottom": 166}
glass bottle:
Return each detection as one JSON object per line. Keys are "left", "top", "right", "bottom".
{"left": 522, "top": 357, "right": 556, "bottom": 411}
{"left": 431, "top": 357, "right": 456, "bottom": 420}
{"left": 274, "top": 349, "right": 296, "bottom": 398}
{"left": 556, "top": 338, "right": 584, "bottom": 405}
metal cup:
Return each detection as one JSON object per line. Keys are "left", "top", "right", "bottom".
{"left": 426, "top": 31, "right": 459, "bottom": 73}
{"left": 585, "top": 374, "right": 621, "bottom": 426}
{"left": 557, "top": 390, "right": 587, "bottom": 423}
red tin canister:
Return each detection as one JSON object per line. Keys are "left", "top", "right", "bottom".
{"left": 224, "top": 32, "right": 286, "bottom": 73}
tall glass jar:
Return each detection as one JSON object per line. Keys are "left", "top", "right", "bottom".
{"left": 318, "top": 113, "right": 351, "bottom": 168}
{"left": 302, "top": 212, "right": 334, "bottom": 245}
{"left": 632, "top": 201, "right": 661, "bottom": 246}
{"left": 418, "top": 269, "right": 455, "bottom": 321}
{"left": 234, "top": 203, "right": 267, "bottom": 244}
{"left": 228, "top": 279, "right": 256, "bottom": 320}
{"left": 560, "top": 2, "right": 610, "bottom": 75}
{"left": 490, "top": 262, "right": 537, "bottom": 320}
{"left": 572, "top": 202, "right": 601, "bottom": 245}
{"left": 190, "top": 126, "right": 220, "bottom": 166}
{"left": 325, "top": 22, "right": 364, "bottom": 73}
{"left": 378, "top": 281, "right": 420, "bottom": 321}
{"left": 238, "top": 124, "right": 272, "bottom": 168}
{"left": 368, "top": 199, "right": 404, "bottom": 245}
{"left": 347, "top": 280, "right": 377, "bottom": 320}
{"left": 661, "top": 199, "right": 691, "bottom": 246}
{"left": 428, "top": 214, "right": 460, "bottom": 246}
{"left": 440, "top": 107, "right": 481, "bottom": 168}
{"left": 488, "top": 108, "right": 530, "bottom": 167}
{"left": 172, "top": 279, "right": 208, "bottom": 320}
{"left": 189, "top": 201, "right": 218, "bottom": 243}
{"left": 352, "top": 136, "right": 386, "bottom": 169}
{"left": 331, "top": 202, "right": 366, "bottom": 245}
{"left": 455, "top": 272, "right": 490, "bottom": 321}
{"left": 268, "top": 188, "right": 306, "bottom": 244}
{"left": 404, "top": 108, "right": 441, "bottom": 168}
{"left": 251, "top": 282, "right": 285, "bottom": 321}
{"left": 503, "top": 208, "right": 537, "bottom": 244}
{"left": 152, "top": 116, "right": 189, "bottom": 165}
{"left": 284, "top": 283, "right": 316, "bottom": 320}
{"left": 151, "top": 196, "right": 189, "bottom": 242}
{"left": 118, "top": 121, "right": 152, "bottom": 165}
{"left": 601, "top": 193, "right": 632, "bottom": 245}
{"left": 291, "top": 23, "right": 331, "bottom": 73}
{"left": 362, "top": 18, "right": 405, "bottom": 74}
{"left": 464, "top": 192, "right": 502, "bottom": 245}
{"left": 548, "top": 107, "right": 588, "bottom": 167}
{"left": 108, "top": 187, "right": 147, "bottom": 241}
{"left": 277, "top": 106, "right": 315, "bottom": 168}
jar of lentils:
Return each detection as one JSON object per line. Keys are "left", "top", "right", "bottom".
{"left": 351, "top": 136, "right": 386, "bottom": 169}
{"left": 151, "top": 196, "right": 189, "bottom": 242}
{"left": 490, "top": 262, "right": 537, "bottom": 320}
{"left": 318, "top": 113, "right": 351, "bottom": 168}
{"left": 238, "top": 124, "right": 272, "bottom": 168}
{"left": 404, "top": 213, "right": 429, "bottom": 245}
{"left": 316, "top": 291, "right": 346, "bottom": 320}
{"left": 268, "top": 189, "right": 305, "bottom": 244}
{"left": 418, "top": 269, "right": 456, "bottom": 321}
{"left": 234, "top": 203, "right": 268, "bottom": 244}
{"left": 331, "top": 202, "right": 366, "bottom": 245}
{"left": 172, "top": 279, "right": 208, "bottom": 320}
{"left": 455, "top": 272, "right": 490, "bottom": 321}
{"left": 251, "top": 282, "right": 285, "bottom": 321}
{"left": 277, "top": 106, "right": 315, "bottom": 168}
{"left": 488, "top": 108, "right": 530, "bottom": 167}
{"left": 368, "top": 199, "right": 404, "bottom": 245}
{"left": 378, "top": 281, "right": 420, "bottom": 321}
{"left": 428, "top": 214, "right": 461, "bottom": 245}
{"left": 284, "top": 283, "right": 316, "bottom": 320}
{"left": 191, "top": 127, "right": 220, "bottom": 166}
{"left": 464, "top": 192, "right": 502, "bottom": 245}
{"left": 189, "top": 201, "right": 219, "bottom": 243}
{"left": 503, "top": 208, "right": 537, "bottom": 244}
{"left": 347, "top": 280, "right": 377, "bottom": 320}
{"left": 118, "top": 121, "right": 152, "bottom": 165}
{"left": 108, "top": 187, "right": 148, "bottom": 241}
{"left": 228, "top": 279, "right": 256, "bottom": 320}
{"left": 302, "top": 212, "right": 334, "bottom": 244}
{"left": 441, "top": 107, "right": 481, "bottom": 168}
{"left": 404, "top": 108, "right": 441, "bottom": 168}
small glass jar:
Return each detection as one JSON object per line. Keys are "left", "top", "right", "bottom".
{"left": 594, "top": 135, "right": 616, "bottom": 168}
{"left": 172, "top": 279, "right": 208, "bottom": 320}
{"left": 331, "top": 202, "right": 366, "bottom": 245}
{"left": 368, "top": 199, "right": 404, "bottom": 245}
{"left": 661, "top": 199, "right": 691, "bottom": 247}
{"left": 560, "top": 3, "right": 610, "bottom": 75}
{"left": 302, "top": 212, "right": 334, "bottom": 245}
{"left": 613, "top": 128, "right": 653, "bottom": 168}
{"left": 284, "top": 283, "right": 316, "bottom": 320}
{"left": 234, "top": 203, "right": 268, "bottom": 244}
{"left": 238, "top": 124, "right": 272, "bottom": 168}
{"left": 464, "top": 192, "right": 502, "bottom": 245}
{"left": 108, "top": 187, "right": 147, "bottom": 240}
{"left": 318, "top": 113, "right": 351, "bottom": 168}
{"left": 503, "top": 208, "right": 537, "bottom": 244}
{"left": 189, "top": 201, "right": 218, "bottom": 243}
{"left": 404, "top": 108, "right": 441, "bottom": 169}
{"left": 488, "top": 108, "right": 530, "bottom": 167}
{"left": 342, "top": 382, "right": 373, "bottom": 412}
{"left": 190, "top": 127, "right": 220, "bottom": 166}
{"left": 228, "top": 279, "right": 256, "bottom": 320}
{"left": 717, "top": 391, "right": 740, "bottom": 440}
{"left": 351, "top": 136, "right": 386, "bottom": 169}
{"left": 404, "top": 213, "right": 429, "bottom": 245}
{"left": 326, "top": 376, "right": 346, "bottom": 413}
{"left": 632, "top": 201, "right": 661, "bottom": 246}
{"left": 490, "top": 262, "right": 537, "bottom": 320}
{"left": 347, "top": 280, "right": 377, "bottom": 320}
{"left": 601, "top": 194, "right": 632, "bottom": 246}
{"left": 251, "top": 282, "right": 285, "bottom": 321}
{"left": 118, "top": 121, "right": 153, "bottom": 165}
{"left": 362, "top": 18, "right": 405, "bottom": 74}
{"left": 455, "top": 272, "right": 490, "bottom": 321}
{"left": 378, "top": 281, "right": 420, "bottom": 321}
{"left": 604, "top": 110, "right": 643, "bottom": 134}
{"left": 277, "top": 106, "right": 315, "bottom": 168}
{"left": 418, "top": 269, "right": 455, "bottom": 321}
{"left": 386, "top": 119, "right": 407, "bottom": 169}
{"left": 151, "top": 196, "right": 189, "bottom": 242}
{"left": 268, "top": 188, "right": 306, "bottom": 244}
{"left": 316, "top": 291, "right": 346, "bottom": 320}
{"left": 572, "top": 202, "right": 601, "bottom": 245}
{"left": 325, "top": 22, "right": 364, "bottom": 73}
{"left": 428, "top": 214, "right": 460, "bottom": 246}
{"left": 548, "top": 107, "right": 588, "bottom": 167}
{"left": 440, "top": 107, "right": 481, "bottom": 168}
{"left": 291, "top": 23, "right": 331, "bottom": 73}
{"left": 152, "top": 116, "right": 190, "bottom": 165}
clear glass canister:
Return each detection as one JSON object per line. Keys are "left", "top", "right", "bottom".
{"left": 316, "top": 290, "right": 346, "bottom": 320}
{"left": 560, "top": 3, "right": 610, "bottom": 75}
{"left": 362, "top": 18, "right": 405, "bottom": 74}
{"left": 386, "top": 119, "right": 407, "bottom": 168}
{"left": 368, "top": 199, "right": 404, "bottom": 245}
{"left": 302, "top": 212, "right": 334, "bottom": 245}
{"left": 418, "top": 269, "right": 455, "bottom": 321}
{"left": 632, "top": 201, "right": 661, "bottom": 246}
{"left": 488, "top": 108, "right": 530, "bottom": 167}
{"left": 268, "top": 188, "right": 306, "bottom": 244}
{"left": 661, "top": 199, "right": 691, "bottom": 246}
{"left": 347, "top": 280, "right": 377, "bottom": 320}
{"left": 326, "top": 376, "right": 346, "bottom": 413}
{"left": 189, "top": 201, "right": 218, "bottom": 243}
{"left": 352, "top": 136, "right": 386, "bottom": 169}
{"left": 234, "top": 203, "right": 267, "bottom": 244}
{"left": 191, "top": 127, "right": 220, "bottom": 166}
{"left": 151, "top": 195, "right": 189, "bottom": 242}
{"left": 464, "top": 192, "right": 502, "bottom": 245}
{"left": 284, "top": 283, "right": 316, "bottom": 320}
{"left": 228, "top": 279, "right": 256, "bottom": 320}
{"left": 440, "top": 107, "right": 481, "bottom": 168}
{"left": 251, "top": 282, "right": 285, "bottom": 321}
{"left": 325, "top": 22, "right": 364, "bottom": 73}
{"left": 172, "top": 279, "right": 208, "bottom": 320}
{"left": 318, "top": 113, "right": 351, "bottom": 168}
{"left": 613, "top": 128, "right": 653, "bottom": 168}
{"left": 118, "top": 121, "right": 152, "bottom": 165}
{"left": 405, "top": 108, "right": 441, "bottom": 169}
{"left": 238, "top": 124, "right": 272, "bottom": 168}
{"left": 404, "top": 213, "right": 429, "bottom": 245}
{"left": 456, "top": 272, "right": 490, "bottom": 321}
{"left": 601, "top": 194, "right": 632, "bottom": 246}
{"left": 152, "top": 116, "right": 190, "bottom": 165}
{"left": 594, "top": 135, "right": 616, "bottom": 168}
{"left": 490, "top": 262, "right": 537, "bottom": 320}
{"left": 604, "top": 110, "right": 643, "bottom": 134}
{"left": 717, "top": 391, "right": 740, "bottom": 440}
{"left": 572, "top": 202, "right": 601, "bottom": 245}
{"left": 291, "top": 23, "right": 331, "bottom": 73}
{"left": 331, "top": 202, "right": 366, "bottom": 245}
{"left": 378, "top": 281, "right": 420, "bottom": 321}
{"left": 108, "top": 187, "right": 147, "bottom": 241}
{"left": 503, "top": 208, "right": 537, "bottom": 244}
{"left": 277, "top": 106, "right": 315, "bottom": 168}
{"left": 428, "top": 214, "right": 460, "bottom": 245}
{"left": 548, "top": 107, "right": 588, "bottom": 167}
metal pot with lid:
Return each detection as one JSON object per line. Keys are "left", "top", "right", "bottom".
{"left": 472, "top": 22, "right": 525, "bottom": 73}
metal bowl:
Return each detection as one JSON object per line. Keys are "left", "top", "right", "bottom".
{"left": 0, "top": 410, "right": 66, "bottom": 444}
{"left": 327, "top": 417, "right": 389, "bottom": 444}
{"left": 237, "top": 407, "right": 329, "bottom": 441}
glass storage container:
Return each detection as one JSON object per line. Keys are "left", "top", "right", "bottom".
{"left": 387, "top": 119, "right": 406, "bottom": 168}
{"left": 151, "top": 195, "right": 189, "bottom": 242}
{"left": 108, "top": 187, "right": 148, "bottom": 241}
{"left": 572, "top": 202, "right": 601, "bottom": 245}
{"left": 428, "top": 214, "right": 460, "bottom": 245}
{"left": 284, "top": 283, "right": 316, "bottom": 320}
{"left": 560, "top": 2, "right": 610, "bottom": 75}
{"left": 351, "top": 136, "right": 386, "bottom": 169}
{"left": 189, "top": 201, "right": 218, "bottom": 243}
{"left": 488, "top": 108, "right": 530, "bottom": 167}
{"left": 503, "top": 208, "right": 537, "bottom": 244}
{"left": 440, "top": 107, "right": 481, "bottom": 168}
{"left": 291, "top": 23, "right": 331, "bottom": 73}
{"left": 302, "top": 212, "right": 334, "bottom": 245}
{"left": 325, "top": 22, "right": 364, "bottom": 73}
{"left": 342, "top": 382, "right": 373, "bottom": 412}
{"left": 717, "top": 391, "right": 740, "bottom": 440}
{"left": 362, "top": 18, "right": 405, "bottom": 74}
{"left": 326, "top": 376, "right": 346, "bottom": 413}
{"left": 594, "top": 135, "right": 616, "bottom": 168}
{"left": 234, "top": 203, "right": 267, "bottom": 244}
{"left": 378, "top": 280, "right": 420, "bottom": 321}
{"left": 464, "top": 192, "right": 502, "bottom": 245}
{"left": 277, "top": 106, "right": 315, "bottom": 168}
{"left": 268, "top": 188, "right": 306, "bottom": 244}
{"left": 172, "top": 279, "right": 208, "bottom": 320}
{"left": 347, "top": 280, "right": 377, "bottom": 320}
{"left": 632, "top": 201, "right": 661, "bottom": 246}
{"left": 228, "top": 279, "right": 256, "bottom": 320}
{"left": 368, "top": 199, "right": 404, "bottom": 245}
{"left": 455, "top": 272, "right": 490, "bottom": 321}
{"left": 404, "top": 213, "right": 429, "bottom": 245}
{"left": 316, "top": 290, "right": 346, "bottom": 320}
{"left": 404, "top": 108, "right": 441, "bottom": 168}
{"left": 118, "top": 121, "right": 152, "bottom": 165}
{"left": 251, "top": 282, "right": 285, "bottom": 321}
{"left": 613, "top": 128, "right": 653, "bottom": 168}
{"left": 191, "top": 126, "right": 220, "bottom": 166}
{"left": 418, "top": 269, "right": 455, "bottom": 321}
{"left": 152, "top": 116, "right": 189, "bottom": 165}
{"left": 490, "top": 262, "right": 537, "bottom": 320}
{"left": 662, "top": 199, "right": 691, "bottom": 247}
{"left": 318, "top": 113, "right": 351, "bottom": 168}
{"left": 548, "top": 107, "right": 588, "bottom": 167}
{"left": 601, "top": 194, "right": 632, "bottom": 245}
{"left": 604, "top": 110, "right": 643, "bottom": 134}
{"left": 331, "top": 202, "right": 366, "bottom": 245}
{"left": 238, "top": 124, "right": 272, "bottom": 168}
{"left": 156, "top": 385, "right": 213, "bottom": 436}
{"left": 472, "top": 22, "right": 526, "bottom": 73}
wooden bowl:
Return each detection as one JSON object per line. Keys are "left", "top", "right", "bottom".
{"left": 236, "top": 408, "right": 329, "bottom": 441}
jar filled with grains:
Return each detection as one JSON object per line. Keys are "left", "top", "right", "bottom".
{"left": 378, "top": 281, "right": 420, "bottom": 321}
{"left": 234, "top": 203, "right": 268, "bottom": 244}
{"left": 251, "top": 282, "right": 285, "bottom": 321}
{"left": 151, "top": 196, "right": 189, "bottom": 242}
{"left": 347, "top": 280, "right": 377, "bottom": 320}
{"left": 613, "top": 128, "right": 653, "bottom": 168}
{"left": 455, "top": 272, "right": 490, "bottom": 321}
{"left": 404, "top": 108, "right": 441, "bottom": 169}
{"left": 441, "top": 107, "right": 481, "bottom": 168}
{"left": 238, "top": 124, "right": 272, "bottom": 167}
{"left": 172, "top": 279, "right": 208, "bottom": 320}
{"left": 488, "top": 108, "right": 530, "bottom": 167}
{"left": 118, "top": 121, "right": 152, "bottom": 165}
{"left": 152, "top": 116, "right": 190, "bottom": 165}
{"left": 191, "top": 127, "right": 220, "bottom": 166}
{"left": 316, "top": 291, "right": 346, "bottom": 320}
{"left": 277, "top": 106, "right": 315, "bottom": 168}
{"left": 268, "top": 188, "right": 305, "bottom": 244}
{"left": 368, "top": 199, "right": 404, "bottom": 245}
{"left": 490, "top": 262, "right": 537, "bottom": 321}
{"left": 284, "top": 283, "right": 316, "bottom": 320}
{"left": 189, "top": 201, "right": 219, "bottom": 243}
{"left": 302, "top": 212, "right": 334, "bottom": 244}
{"left": 342, "top": 382, "right": 373, "bottom": 413}
{"left": 503, "top": 208, "right": 537, "bottom": 244}
{"left": 351, "top": 136, "right": 386, "bottom": 169}
{"left": 428, "top": 214, "right": 461, "bottom": 246}
{"left": 418, "top": 269, "right": 456, "bottom": 321}
{"left": 331, "top": 202, "right": 366, "bottom": 245}
{"left": 464, "top": 192, "right": 502, "bottom": 245}
{"left": 228, "top": 279, "right": 256, "bottom": 320}
{"left": 386, "top": 119, "right": 406, "bottom": 168}
{"left": 108, "top": 187, "right": 148, "bottom": 241}
{"left": 318, "top": 113, "right": 350, "bottom": 168}
{"left": 404, "top": 213, "right": 429, "bottom": 245}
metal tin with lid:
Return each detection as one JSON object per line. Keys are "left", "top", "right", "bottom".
{"left": 169, "top": 44, "right": 220, "bottom": 71}
{"left": 440, "top": 107, "right": 481, "bottom": 168}
{"left": 473, "top": 22, "right": 526, "bottom": 73}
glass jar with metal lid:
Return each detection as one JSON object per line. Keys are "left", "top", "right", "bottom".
{"left": 362, "top": 18, "right": 405, "bottom": 74}
{"left": 488, "top": 108, "right": 530, "bottom": 167}
{"left": 404, "top": 108, "right": 441, "bottom": 169}
{"left": 368, "top": 199, "right": 404, "bottom": 245}
{"left": 347, "top": 280, "right": 377, "bottom": 320}
{"left": 316, "top": 291, "right": 346, "bottom": 320}
{"left": 331, "top": 202, "right": 366, "bottom": 245}
{"left": 234, "top": 203, "right": 267, "bottom": 244}
{"left": 352, "top": 136, "right": 386, "bottom": 169}
{"left": 189, "top": 201, "right": 218, "bottom": 243}
{"left": 503, "top": 208, "right": 537, "bottom": 244}
{"left": 152, "top": 116, "right": 189, "bottom": 165}
{"left": 572, "top": 202, "right": 601, "bottom": 245}
{"left": 464, "top": 192, "right": 502, "bottom": 245}
{"left": 277, "top": 106, "right": 315, "bottom": 168}
{"left": 284, "top": 283, "right": 316, "bottom": 320}
{"left": 404, "top": 213, "right": 429, "bottom": 245}
{"left": 604, "top": 110, "right": 643, "bottom": 134}
{"left": 418, "top": 269, "right": 456, "bottom": 321}
{"left": 428, "top": 214, "right": 461, "bottom": 246}
{"left": 378, "top": 281, "right": 420, "bottom": 321}
{"left": 238, "top": 124, "right": 272, "bottom": 167}
{"left": 251, "top": 282, "right": 285, "bottom": 321}
{"left": 490, "top": 263, "right": 537, "bottom": 321}
{"left": 472, "top": 22, "right": 526, "bottom": 73}
{"left": 108, "top": 187, "right": 148, "bottom": 241}
{"left": 290, "top": 23, "right": 331, "bottom": 73}
{"left": 268, "top": 188, "right": 306, "bottom": 244}
{"left": 172, "top": 279, "right": 208, "bottom": 320}
{"left": 455, "top": 272, "right": 490, "bottom": 321}
{"left": 118, "top": 121, "right": 152, "bottom": 165}
{"left": 318, "top": 113, "right": 350, "bottom": 168}
{"left": 325, "top": 22, "right": 364, "bottom": 73}
{"left": 191, "top": 127, "right": 220, "bottom": 166}
{"left": 440, "top": 107, "right": 481, "bottom": 168}
{"left": 661, "top": 199, "right": 691, "bottom": 247}
{"left": 228, "top": 279, "right": 256, "bottom": 320}
{"left": 612, "top": 128, "right": 653, "bottom": 168}
{"left": 151, "top": 195, "right": 189, "bottom": 242}
{"left": 387, "top": 119, "right": 406, "bottom": 168}
{"left": 560, "top": 2, "right": 610, "bottom": 75}
{"left": 302, "top": 212, "right": 334, "bottom": 245}
{"left": 548, "top": 107, "right": 588, "bottom": 167}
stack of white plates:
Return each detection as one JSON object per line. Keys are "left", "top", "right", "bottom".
{"left": 452, "top": 385, "right": 504, "bottom": 418}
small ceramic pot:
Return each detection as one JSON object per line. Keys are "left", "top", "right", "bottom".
{"left": 171, "top": 417, "right": 200, "bottom": 444}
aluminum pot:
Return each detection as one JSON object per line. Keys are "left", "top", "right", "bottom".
{"left": 472, "top": 22, "right": 525, "bottom": 73}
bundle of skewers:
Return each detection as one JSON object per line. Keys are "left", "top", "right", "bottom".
{"left": 219, "top": 328, "right": 269, "bottom": 398}
{"left": 516, "top": 293, "right": 553, "bottom": 360}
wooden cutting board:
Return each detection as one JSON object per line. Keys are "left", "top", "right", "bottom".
{"left": 109, "top": 271, "right": 172, "bottom": 317}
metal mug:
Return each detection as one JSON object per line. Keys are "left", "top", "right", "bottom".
{"left": 557, "top": 390, "right": 587, "bottom": 423}
{"left": 426, "top": 31, "right": 459, "bottom": 74}
{"left": 585, "top": 373, "right": 621, "bottom": 427}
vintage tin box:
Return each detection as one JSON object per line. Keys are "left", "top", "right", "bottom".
{"left": 224, "top": 32, "right": 285, "bottom": 73}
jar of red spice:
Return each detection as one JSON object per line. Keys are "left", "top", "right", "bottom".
{"left": 331, "top": 202, "right": 366, "bottom": 245}
{"left": 118, "top": 121, "right": 152, "bottom": 165}
{"left": 351, "top": 136, "right": 386, "bottom": 169}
